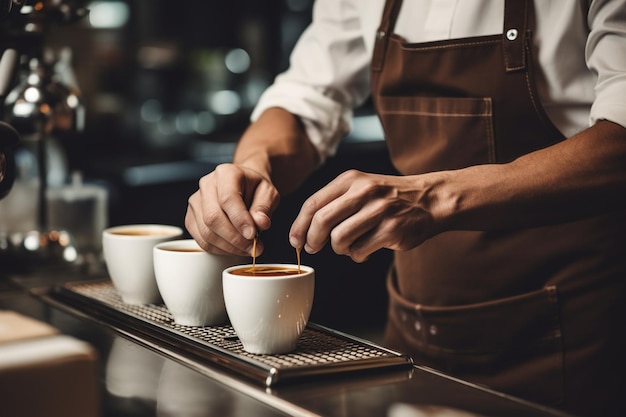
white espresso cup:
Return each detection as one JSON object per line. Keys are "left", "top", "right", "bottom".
{"left": 222, "top": 263, "right": 315, "bottom": 354}
{"left": 153, "top": 239, "right": 245, "bottom": 326}
{"left": 102, "top": 224, "right": 183, "bottom": 305}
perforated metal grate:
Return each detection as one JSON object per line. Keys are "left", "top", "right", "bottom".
{"left": 54, "top": 280, "right": 413, "bottom": 385}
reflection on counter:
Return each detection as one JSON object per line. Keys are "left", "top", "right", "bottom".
{"left": 103, "top": 334, "right": 293, "bottom": 417}
{"left": 388, "top": 403, "right": 487, "bottom": 417}
{"left": 105, "top": 337, "right": 164, "bottom": 407}
{"left": 156, "top": 360, "right": 233, "bottom": 417}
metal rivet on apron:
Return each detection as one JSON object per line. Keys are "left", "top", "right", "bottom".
{"left": 506, "top": 28, "right": 518, "bottom": 41}
{"left": 429, "top": 325, "right": 438, "bottom": 336}
{"left": 376, "top": 30, "right": 386, "bottom": 40}
{"left": 400, "top": 312, "right": 407, "bottom": 322}
{"left": 414, "top": 321, "right": 422, "bottom": 332}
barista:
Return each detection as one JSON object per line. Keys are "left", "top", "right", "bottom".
{"left": 185, "top": 2, "right": 626, "bottom": 416}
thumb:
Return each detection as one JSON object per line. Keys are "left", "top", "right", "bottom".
{"left": 250, "top": 205, "right": 273, "bottom": 231}
{"left": 249, "top": 181, "right": 280, "bottom": 231}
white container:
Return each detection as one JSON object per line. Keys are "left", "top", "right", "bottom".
{"left": 153, "top": 239, "right": 245, "bottom": 326}
{"left": 102, "top": 224, "right": 183, "bottom": 305}
{"left": 223, "top": 263, "right": 315, "bottom": 354}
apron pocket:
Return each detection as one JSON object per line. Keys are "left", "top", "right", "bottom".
{"left": 377, "top": 96, "right": 495, "bottom": 175}
{"left": 386, "top": 273, "right": 564, "bottom": 405}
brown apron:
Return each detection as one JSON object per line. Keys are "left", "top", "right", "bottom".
{"left": 370, "top": 1, "right": 626, "bottom": 416}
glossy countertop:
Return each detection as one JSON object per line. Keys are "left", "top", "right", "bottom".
{"left": 0, "top": 266, "right": 578, "bottom": 417}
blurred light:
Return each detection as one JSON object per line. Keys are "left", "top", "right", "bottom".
{"left": 64, "top": 246, "right": 78, "bottom": 262}
{"left": 194, "top": 111, "right": 216, "bottom": 135}
{"left": 286, "top": 0, "right": 311, "bottom": 12}
{"left": 209, "top": 90, "right": 241, "bottom": 115}
{"left": 224, "top": 49, "right": 250, "bottom": 74}
{"left": 13, "top": 101, "right": 36, "bottom": 116}
{"left": 24, "top": 87, "right": 40, "bottom": 102}
{"left": 242, "top": 76, "right": 270, "bottom": 107}
{"left": 156, "top": 117, "right": 176, "bottom": 136}
{"left": 25, "top": 22, "right": 39, "bottom": 32}
{"left": 23, "top": 233, "right": 40, "bottom": 251}
{"left": 27, "top": 73, "right": 40, "bottom": 85}
{"left": 175, "top": 111, "right": 195, "bottom": 135}
{"left": 140, "top": 99, "right": 163, "bottom": 123}
{"left": 67, "top": 95, "right": 80, "bottom": 108}
{"left": 39, "top": 103, "right": 50, "bottom": 114}
{"left": 58, "top": 231, "right": 72, "bottom": 247}
{"left": 88, "top": 1, "right": 130, "bottom": 29}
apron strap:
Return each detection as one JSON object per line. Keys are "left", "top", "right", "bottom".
{"left": 503, "top": 0, "right": 531, "bottom": 72}
{"left": 372, "top": 0, "right": 531, "bottom": 74}
{"left": 372, "top": 0, "right": 402, "bottom": 72}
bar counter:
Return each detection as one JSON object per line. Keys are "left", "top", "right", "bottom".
{"left": 0, "top": 268, "right": 577, "bottom": 417}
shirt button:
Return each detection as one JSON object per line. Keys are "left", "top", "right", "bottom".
{"left": 506, "top": 28, "right": 518, "bottom": 41}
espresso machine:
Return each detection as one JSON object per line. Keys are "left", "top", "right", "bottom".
{"left": 0, "top": 0, "right": 89, "bottom": 270}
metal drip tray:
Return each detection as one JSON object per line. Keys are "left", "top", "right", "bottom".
{"left": 40, "top": 280, "right": 413, "bottom": 386}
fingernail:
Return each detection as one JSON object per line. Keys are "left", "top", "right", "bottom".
{"left": 242, "top": 225, "right": 255, "bottom": 240}
{"left": 289, "top": 237, "right": 300, "bottom": 248}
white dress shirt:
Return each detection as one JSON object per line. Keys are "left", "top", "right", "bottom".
{"left": 251, "top": 0, "right": 626, "bottom": 161}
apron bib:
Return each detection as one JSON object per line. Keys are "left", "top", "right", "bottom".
{"left": 370, "top": 1, "right": 626, "bottom": 415}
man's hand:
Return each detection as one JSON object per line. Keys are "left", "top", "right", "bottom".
{"left": 185, "top": 163, "right": 280, "bottom": 257}
{"left": 289, "top": 169, "right": 438, "bottom": 263}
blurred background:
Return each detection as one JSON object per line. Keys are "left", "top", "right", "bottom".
{"left": 0, "top": 0, "right": 395, "bottom": 338}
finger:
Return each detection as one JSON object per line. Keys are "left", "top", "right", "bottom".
{"left": 184, "top": 196, "right": 203, "bottom": 242}
{"left": 186, "top": 191, "right": 253, "bottom": 256}
{"left": 249, "top": 180, "right": 280, "bottom": 232}
{"left": 290, "top": 172, "right": 369, "bottom": 252}
{"left": 289, "top": 190, "right": 337, "bottom": 252}
{"left": 328, "top": 197, "right": 388, "bottom": 258}
{"left": 194, "top": 175, "right": 257, "bottom": 255}
{"left": 294, "top": 190, "right": 364, "bottom": 254}
{"left": 213, "top": 165, "right": 258, "bottom": 240}
{"left": 345, "top": 226, "right": 385, "bottom": 263}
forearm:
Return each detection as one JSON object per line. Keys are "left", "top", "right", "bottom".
{"left": 233, "top": 107, "right": 321, "bottom": 195}
{"left": 427, "top": 120, "right": 626, "bottom": 232}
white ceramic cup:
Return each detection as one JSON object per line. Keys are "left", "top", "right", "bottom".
{"left": 222, "top": 263, "right": 315, "bottom": 354}
{"left": 102, "top": 224, "right": 183, "bottom": 305}
{"left": 153, "top": 239, "right": 246, "bottom": 326}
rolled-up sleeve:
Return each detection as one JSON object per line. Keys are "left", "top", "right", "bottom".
{"left": 586, "top": 0, "right": 626, "bottom": 129}
{"left": 251, "top": 0, "right": 373, "bottom": 162}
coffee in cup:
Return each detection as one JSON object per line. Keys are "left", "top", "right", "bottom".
{"left": 228, "top": 265, "right": 305, "bottom": 276}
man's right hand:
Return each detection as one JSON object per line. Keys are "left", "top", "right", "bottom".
{"left": 185, "top": 163, "right": 279, "bottom": 257}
